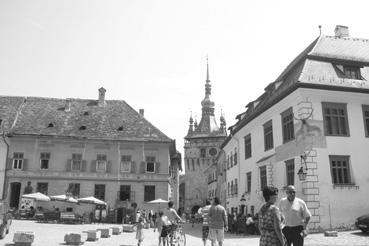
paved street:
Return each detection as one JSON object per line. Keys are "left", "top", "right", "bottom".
{"left": 1, "top": 220, "right": 368, "bottom": 246}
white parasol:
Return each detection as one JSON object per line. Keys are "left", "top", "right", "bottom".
{"left": 50, "top": 194, "right": 78, "bottom": 203}
{"left": 22, "top": 192, "right": 50, "bottom": 202}
{"left": 147, "top": 198, "right": 169, "bottom": 211}
{"left": 77, "top": 196, "right": 107, "bottom": 205}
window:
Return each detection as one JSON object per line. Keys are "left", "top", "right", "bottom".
{"left": 191, "top": 159, "right": 195, "bottom": 171}
{"left": 227, "top": 156, "right": 230, "bottom": 170}
{"left": 263, "top": 120, "right": 274, "bottom": 151}
{"left": 362, "top": 105, "right": 369, "bottom": 137}
{"left": 96, "top": 154, "right": 107, "bottom": 172}
{"left": 260, "top": 166, "right": 267, "bottom": 190}
{"left": 37, "top": 182, "right": 48, "bottom": 195}
{"left": 244, "top": 134, "right": 252, "bottom": 159}
{"left": 71, "top": 153, "right": 82, "bottom": 171}
{"left": 144, "top": 185, "right": 155, "bottom": 201}
{"left": 95, "top": 184, "right": 105, "bottom": 201}
{"left": 329, "top": 155, "right": 352, "bottom": 185}
{"left": 13, "top": 152, "right": 24, "bottom": 169}
{"left": 119, "top": 185, "right": 131, "bottom": 201}
{"left": 235, "top": 178, "right": 238, "bottom": 195}
{"left": 344, "top": 66, "right": 361, "bottom": 80}
{"left": 231, "top": 181, "right": 234, "bottom": 195}
{"left": 230, "top": 151, "right": 233, "bottom": 167}
{"left": 67, "top": 183, "right": 80, "bottom": 197}
{"left": 246, "top": 172, "right": 252, "bottom": 193}
{"left": 285, "top": 159, "right": 295, "bottom": 186}
{"left": 146, "top": 156, "right": 156, "bottom": 173}
{"left": 120, "top": 155, "right": 132, "bottom": 172}
{"left": 200, "top": 148, "right": 206, "bottom": 158}
{"left": 40, "top": 152, "right": 50, "bottom": 170}
{"left": 281, "top": 107, "right": 295, "bottom": 143}
{"left": 322, "top": 102, "right": 349, "bottom": 136}
{"left": 234, "top": 148, "right": 237, "bottom": 165}
{"left": 227, "top": 182, "right": 230, "bottom": 197}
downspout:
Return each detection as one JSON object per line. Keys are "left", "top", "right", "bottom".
{"left": 1, "top": 132, "right": 10, "bottom": 200}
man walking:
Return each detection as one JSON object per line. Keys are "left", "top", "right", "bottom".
{"left": 208, "top": 197, "right": 228, "bottom": 246}
{"left": 198, "top": 200, "right": 211, "bottom": 246}
{"left": 279, "top": 185, "right": 311, "bottom": 246}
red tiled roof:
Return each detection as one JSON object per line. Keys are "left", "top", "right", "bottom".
{"left": 0, "top": 96, "right": 172, "bottom": 142}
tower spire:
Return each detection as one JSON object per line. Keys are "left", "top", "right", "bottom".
{"left": 206, "top": 55, "right": 210, "bottom": 82}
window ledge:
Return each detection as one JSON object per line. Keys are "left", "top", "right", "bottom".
{"left": 333, "top": 184, "right": 359, "bottom": 190}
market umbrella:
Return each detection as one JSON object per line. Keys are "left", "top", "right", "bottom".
{"left": 50, "top": 194, "right": 78, "bottom": 203}
{"left": 77, "top": 196, "right": 107, "bottom": 205}
{"left": 22, "top": 192, "right": 50, "bottom": 201}
{"left": 147, "top": 198, "right": 169, "bottom": 211}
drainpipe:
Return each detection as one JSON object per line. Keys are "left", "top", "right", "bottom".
{"left": 1, "top": 132, "right": 10, "bottom": 200}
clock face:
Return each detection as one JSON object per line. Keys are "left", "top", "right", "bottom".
{"left": 209, "top": 148, "right": 217, "bottom": 156}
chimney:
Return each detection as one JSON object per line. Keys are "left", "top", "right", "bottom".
{"left": 65, "top": 98, "right": 71, "bottom": 112}
{"left": 334, "top": 25, "right": 349, "bottom": 38}
{"left": 139, "top": 109, "right": 144, "bottom": 117}
{"left": 98, "top": 87, "right": 106, "bottom": 107}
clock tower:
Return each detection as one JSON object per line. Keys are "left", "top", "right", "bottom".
{"left": 179, "top": 59, "right": 227, "bottom": 214}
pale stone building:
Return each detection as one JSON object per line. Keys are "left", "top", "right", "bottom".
{"left": 180, "top": 61, "right": 227, "bottom": 214}
{"left": 222, "top": 26, "right": 369, "bottom": 230}
{"left": 0, "top": 88, "right": 180, "bottom": 222}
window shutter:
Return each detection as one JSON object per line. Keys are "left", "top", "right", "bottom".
{"left": 6, "top": 158, "right": 13, "bottom": 170}
{"left": 131, "top": 161, "right": 136, "bottom": 173}
{"left": 90, "top": 160, "right": 96, "bottom": 172}
{"left": 155, "top": 162, "right": 161, "bottom": 174}
{"left": 140, "top": 161, "right": 146, "bottom": 173}
{"left": 106, "top": 161, "right": 112, "bottom": 173}
{"left": 66, "top": 160, "right": 71, "bottom": 171}
{"left": 81, "top": 160, "right": 87, "bottom": 172}
{"left": 22, "top": 159, "right": 28, "bottom": 171}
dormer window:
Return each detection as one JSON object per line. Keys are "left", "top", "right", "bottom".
{"left": 47, "top": 123, "right": 54, "bottom": 128}
{"left": 344, "top": 66, "right": 361, "bottom": 80}
{"left": 83, "top": 111, "right": 89, "bottom": 116}
{"left": 117, "top": 126, "right": 124, "bottom": 131}
{"left": 79, "top": 126, "right": 86, "bottom": 130}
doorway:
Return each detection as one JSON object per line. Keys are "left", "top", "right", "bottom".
{"left": 10, "top": 182, "right": 21, "bottom": 208}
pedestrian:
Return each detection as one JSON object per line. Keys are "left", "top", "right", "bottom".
{"left": 258, "top": 186, "right": 285, "bottom": 246}
{"left": 208, "top": 197, "right": 228, "bottom": 246}
{"left": 155, "top": 211, "right": 171, "bottom": 246}
{"left": 279, "top": 185, "right": 311, "bottom": 246}
{"left": 245, "top": 213, "right": 255, "bottom": 235}
{"left": 135, "top": 217, "right": 145, "bottom": 246}
{"left": 198, "top": 200, "right": 211, "bottom": 246}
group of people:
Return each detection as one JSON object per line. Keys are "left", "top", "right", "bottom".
{"left": 259, "top": 185, "right": 311, "bottom": 246}
{"left": 135, "top": 201, "right": 185, "bottom": 246}
{"left": 134, "top": 185, "right": 310, "bottom": 246}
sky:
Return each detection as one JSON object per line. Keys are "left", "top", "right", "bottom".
{"left": 1, "top": 0, "right": 369, "bottom": 162}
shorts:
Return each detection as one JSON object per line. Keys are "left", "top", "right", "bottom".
{"left": 161, "top": 225, "right": 171, "bottom": 237}
{"left": 209, "top": 228, "right": 224, "bottom": 242}
{"left": 202, "top": 226, "right": 209, "bottom": 240}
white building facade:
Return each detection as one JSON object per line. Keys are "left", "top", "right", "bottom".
{"left": 223, "top": 26, "right": 369, "bottom": 230}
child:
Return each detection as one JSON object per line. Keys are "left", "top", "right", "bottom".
{"left": 135, "top": 217, "right": 145, "bottom": 246}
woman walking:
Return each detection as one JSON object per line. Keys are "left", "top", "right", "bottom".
{"left": 258, "top": 186, "right": 286, "bottom": 246}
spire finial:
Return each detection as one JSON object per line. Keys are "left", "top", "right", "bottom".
{"left": 318, "top": 25, "right": 322, "bottom": 36}
{"left": 206, "top": 55, "right": 210, "bottom": 82}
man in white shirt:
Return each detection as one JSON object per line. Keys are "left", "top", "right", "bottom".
{"left": 279, "top": 185, "right": 311, "bottom": 246}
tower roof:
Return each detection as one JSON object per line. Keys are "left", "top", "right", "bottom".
{"left": 185, "top": 59, "right": 227, "bottom": 139}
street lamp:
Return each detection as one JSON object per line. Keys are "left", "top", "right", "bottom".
{"left": 240, "top": 194, "right": 246, "bottom": 215}
{"left": 297, "top": 154, "right": 308, "bottom": 181}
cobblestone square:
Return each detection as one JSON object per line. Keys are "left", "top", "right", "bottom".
{"left": 1, "top": 220, "right": 368, "bottom": 246}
